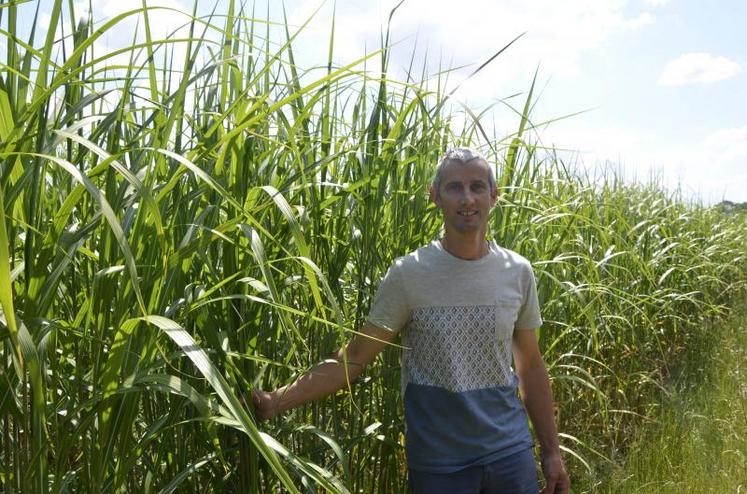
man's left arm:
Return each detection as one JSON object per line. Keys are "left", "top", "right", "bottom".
{"left": 513, "top": 328, "right": 570, "bottom": 494}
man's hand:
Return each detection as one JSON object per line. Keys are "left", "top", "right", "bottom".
{"left": 251, "top": 389, "right": 278, "bottom": 421}
{"left": 541, "top": 452, "right": 570, "bottom": 494}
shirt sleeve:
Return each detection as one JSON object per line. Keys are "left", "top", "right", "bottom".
{"left": 367, "top": 262, "right": 410, "bottom": 333}
{"left": 515, "top": 263, "right": 543, "bottom": 331}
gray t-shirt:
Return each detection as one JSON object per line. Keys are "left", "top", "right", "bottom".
{"left": 368, "top": 240, "right": 543, "bottom": 473}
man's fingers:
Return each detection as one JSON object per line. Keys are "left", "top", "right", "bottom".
{"left": 541, "top": 478, "right": 556, "bottom": 494}
{"left": 540, "top": 454, "right": 568, "bottom": 494}
{"left": 250, "top": 390, "right": 266, "bottom": 420}
{"left": 543, "top": 473, "right": 570, "bottom": 494}
{"left": 250, "top": 389, "right": 276, "bottom": 421}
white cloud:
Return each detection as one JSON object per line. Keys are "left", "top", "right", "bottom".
{"left": 532, "top": 119, "right": 747, "bottom": 204}
{"left": 625, "top": 11, "right": 655, "bottom": 29}
{"left": 71, "top": 0, "right": 202, "bottom": 55}
{"left": 539, "top": 120, "right": 649, "bottom": 170}
{"left": 658, "top": 53, "right": 741, "bottom": 86}
{"left": 643, "top": 0, "right": 669, "bottom": 6}
{"left": 702, "top": 126, "right": 747, "bottom": 162}
{"left": 63, "top": 0, "right": 222, "bottom": 109}
{"left": 409, "top": 0, "right": 653, "bottom": 80}
{"left": 287, "top": 0, "right": 657, "bottom": 87}
{"left": 72, "top": 1, "right": 92, "bottom": 25}
{"left": 39, "top": 13, "right": 51, "bottom": 30}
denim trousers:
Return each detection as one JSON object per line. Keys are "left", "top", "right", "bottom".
{"left": 408, "top": 447, "right": 539, "bottom": 494}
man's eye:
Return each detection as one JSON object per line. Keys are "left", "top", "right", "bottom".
{"left": 472, "top": 184, "right": 486, "bottom": 192}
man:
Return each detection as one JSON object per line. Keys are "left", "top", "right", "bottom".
{"left": 253, "top": 148, "right": 570, "bottom": 493}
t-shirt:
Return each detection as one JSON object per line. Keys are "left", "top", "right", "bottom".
{"left": 367, "top": 240, "right": 543, "bottom": 473}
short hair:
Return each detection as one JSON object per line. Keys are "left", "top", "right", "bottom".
{"left": 432, "top": 147, "right": 496, "bottom": 194}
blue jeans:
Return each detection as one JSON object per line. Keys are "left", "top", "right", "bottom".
{"left": 408, "top": 448, "right": 539, "bottom": 494}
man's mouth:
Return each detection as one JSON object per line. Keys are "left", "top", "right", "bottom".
{"left": 458, "top": 211, "right": 478, "bottom": 216}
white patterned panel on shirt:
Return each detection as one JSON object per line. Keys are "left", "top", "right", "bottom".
{"left": 404, "top": 305, "right": 514, "bottom": 392}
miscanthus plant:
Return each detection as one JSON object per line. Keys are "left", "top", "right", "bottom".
{"left": 1, "top": 1, "right": 746, "bottom": 492}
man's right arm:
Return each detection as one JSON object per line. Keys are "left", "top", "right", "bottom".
{"left": 252, "top": 323, "right": 397, "bottom": 420}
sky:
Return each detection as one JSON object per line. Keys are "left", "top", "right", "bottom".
{"left": 9, "top": 0, "right": 747, "bottom": 204}
{"left": 279, "top": 0, "right": 747, "bottom": 204}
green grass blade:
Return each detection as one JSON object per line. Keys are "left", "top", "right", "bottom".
{"left": 134, "top": 314, "right": 302, "bottom": 493}
{"left": 20, "top": 152, "right": 146, "bottom": 314}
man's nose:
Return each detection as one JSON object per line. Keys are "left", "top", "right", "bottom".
{"left": 460, "top": 189, "right": 475, "bottom": 204}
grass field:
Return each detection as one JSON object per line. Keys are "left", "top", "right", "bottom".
{"left": 595, "top": 304, "right": 747, "bottom": 493}
{"left": 1, "top": 1, "right": 747, "bottom": 492}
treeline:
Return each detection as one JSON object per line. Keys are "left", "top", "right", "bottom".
{"left": 717, "top": 200, "right": 747, "bottom": 214}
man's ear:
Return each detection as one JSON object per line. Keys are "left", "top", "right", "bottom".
{"left": 490, "top": 186, "right": 498, "bottom": 205}
{"left": 429, "top": 185, "right": 439, "bottom": 206}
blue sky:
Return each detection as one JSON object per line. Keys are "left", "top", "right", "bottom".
{"left": 10, "top": 0, "right": 747, "bottom": 203}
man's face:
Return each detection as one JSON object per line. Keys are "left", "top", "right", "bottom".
{"left": 430, "top": 159, "right": 497, "bottom": 234}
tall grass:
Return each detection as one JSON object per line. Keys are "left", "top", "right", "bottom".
{"left": 1, "top": 1, "right": 746, "bottom": 492}
{"left": 601, "top": 304, "right": 747, "bottom": 493}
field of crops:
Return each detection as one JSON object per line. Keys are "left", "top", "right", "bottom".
{"left": 2, "top": 2, "right": 746, "bottom": 492}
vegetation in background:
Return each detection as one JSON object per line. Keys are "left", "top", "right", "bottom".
{"left": 717, "top": 200, "right": 747, "bottom": 214}
{"left": 1, "top": 1, "right": 746, "bottom": 492}
{"left": 598, "top": 305, "right": 747, "bottom": 493}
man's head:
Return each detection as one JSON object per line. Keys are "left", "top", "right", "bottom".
{"left": 429, "top": 147, "right": 498, "bottom": 234}
{"left": 431, "top": 148, "right": 496, "bottom": 198}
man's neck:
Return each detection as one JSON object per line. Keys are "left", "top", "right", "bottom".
{"left": 440, "top": 231, "right": 489, "bottom": 260}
